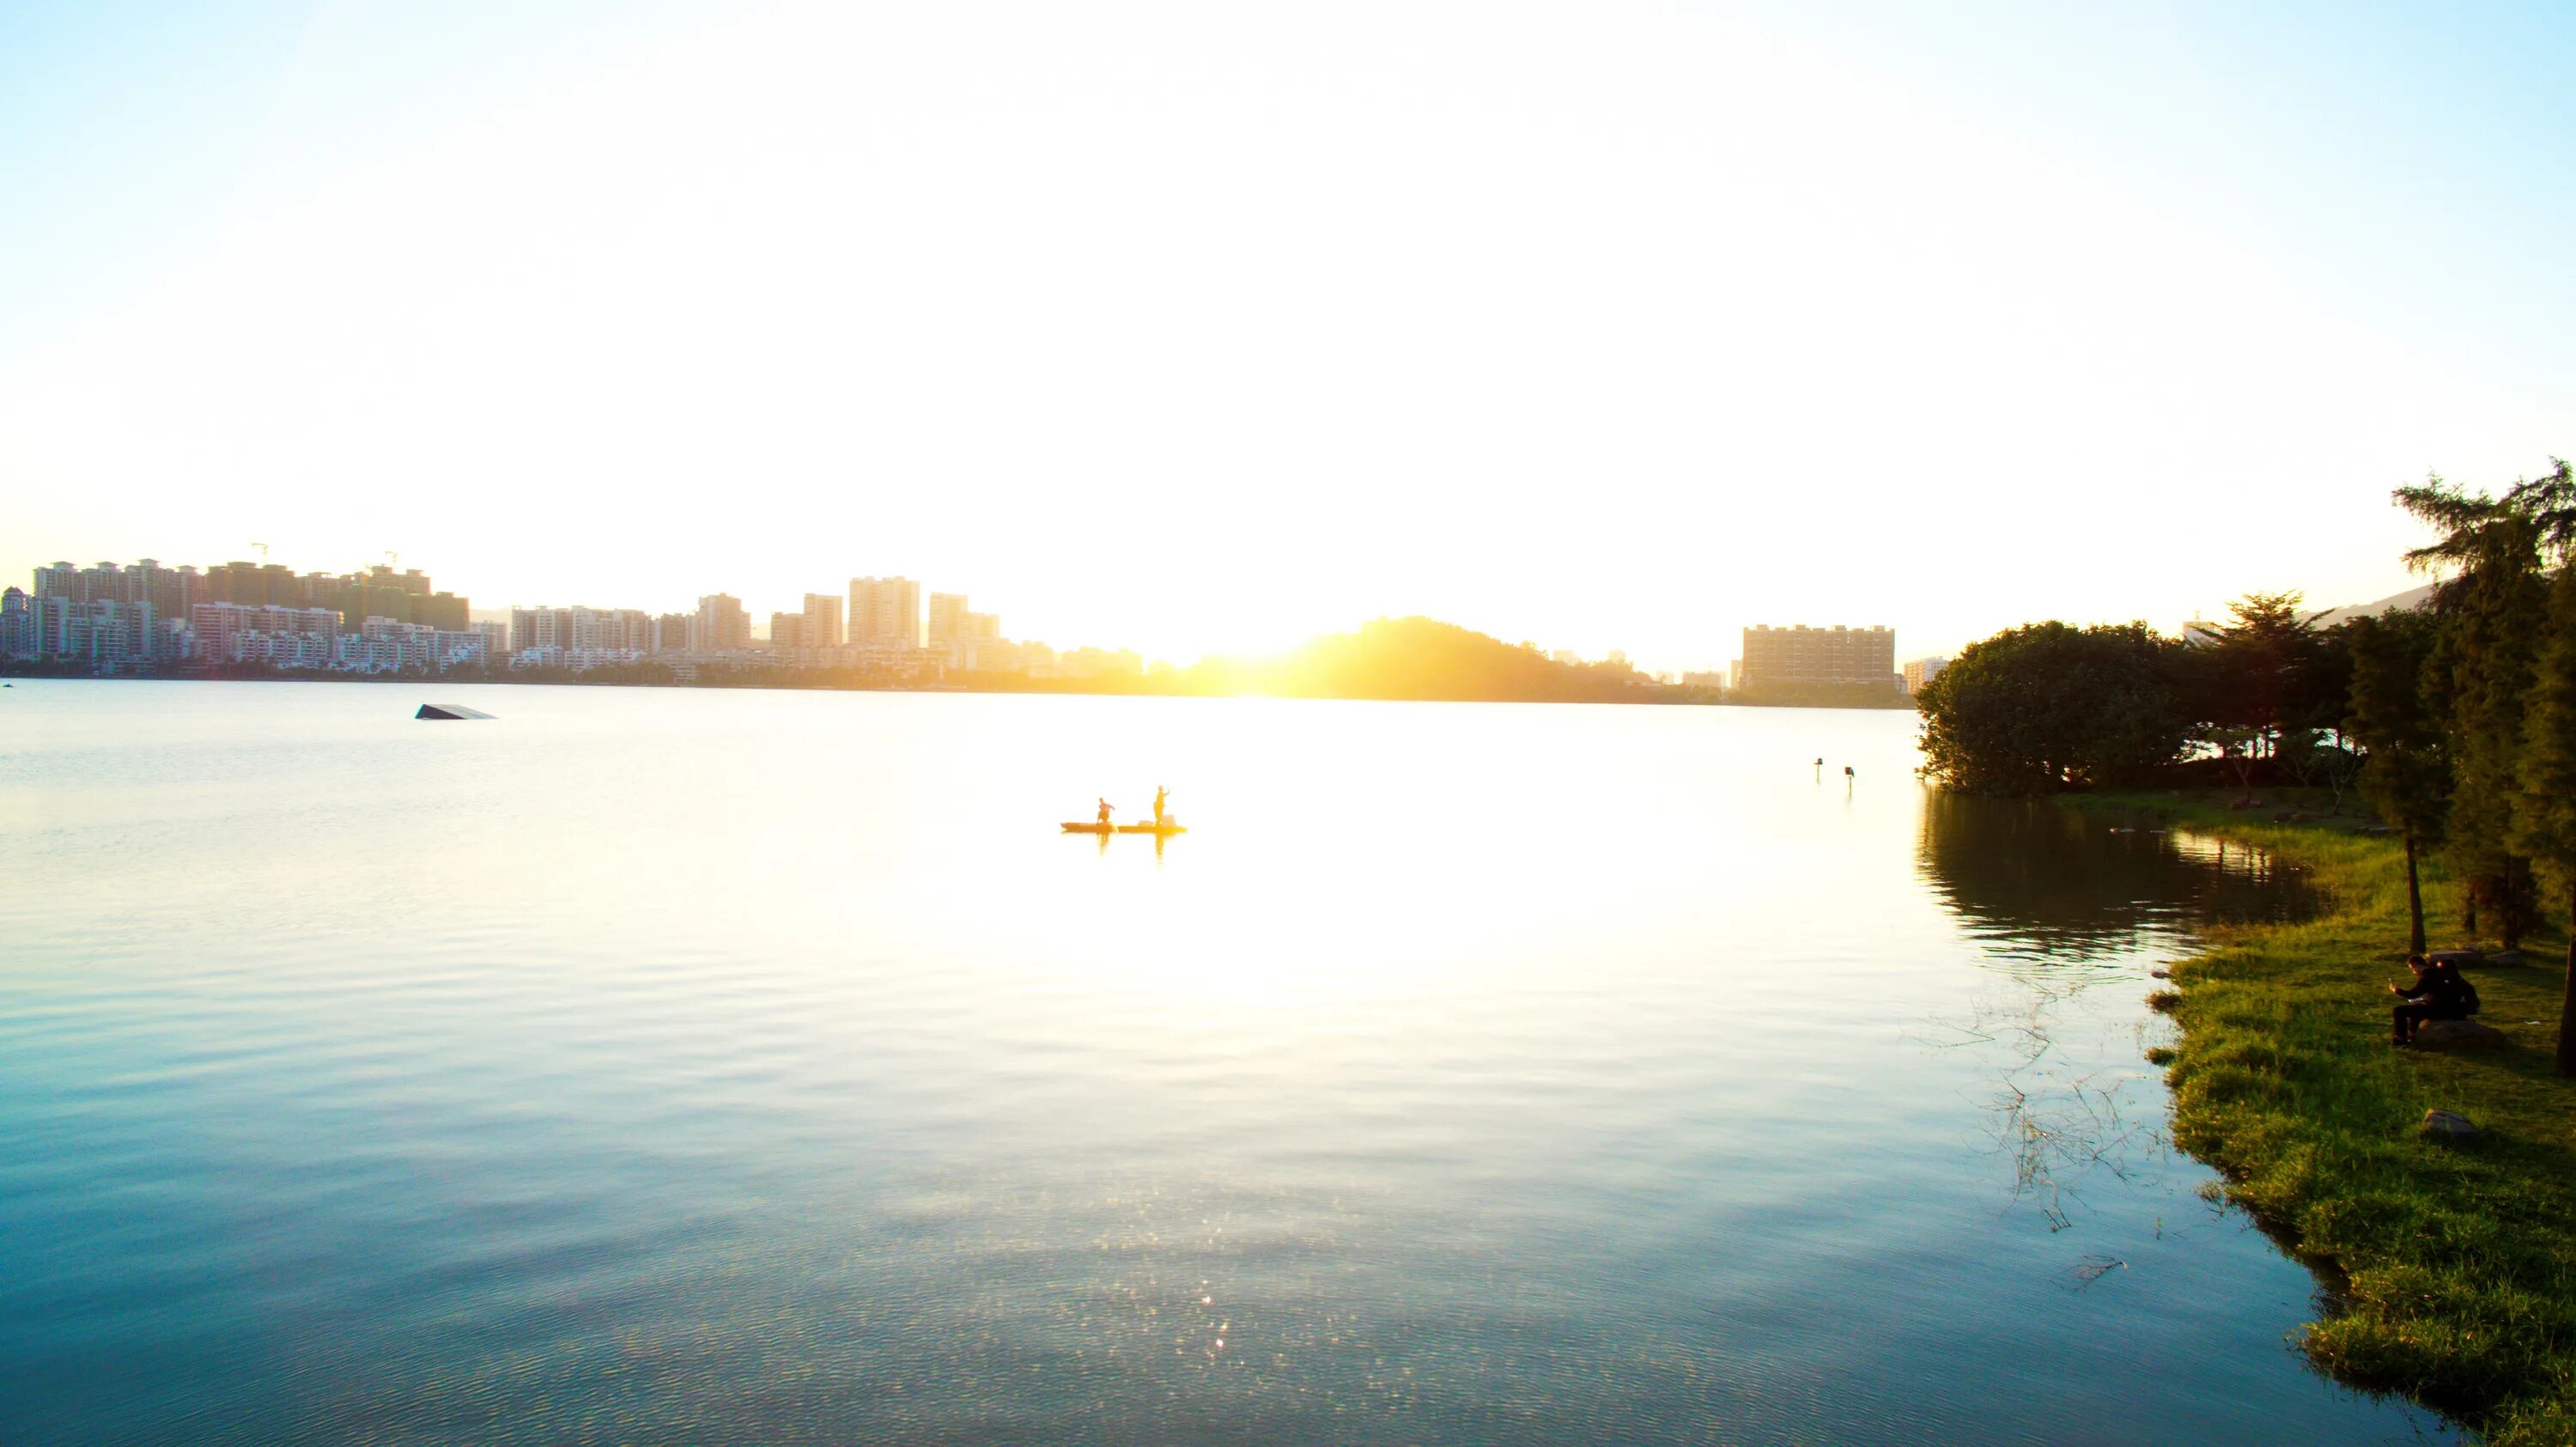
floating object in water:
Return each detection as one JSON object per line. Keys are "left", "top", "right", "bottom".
{"left": 1060, "top": 820, "right": 1188, "bottom": 836}
{"left": 415, "top": 702, "right": 495, "bottom": 720}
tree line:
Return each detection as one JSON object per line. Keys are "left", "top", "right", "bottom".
{"left": 1916, "top": 461, "right": 2576, "bottom": 1074}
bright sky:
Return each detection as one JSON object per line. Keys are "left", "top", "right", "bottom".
{"left": 3, "top": 2, "right": 2570, "bottom": 670}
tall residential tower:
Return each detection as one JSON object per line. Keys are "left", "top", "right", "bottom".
{"left": 848, "top": 577, "right": 921, "bottom": 649}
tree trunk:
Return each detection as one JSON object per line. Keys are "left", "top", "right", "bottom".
{"left": 2404, "top": 832, "right": 2427, "bottom": 957}
{"left": 2503, "top": 859, "right": 2526, "bottom": 952}
{"left": 2561, "top": 879, "right": 2576, "bottom": 1078}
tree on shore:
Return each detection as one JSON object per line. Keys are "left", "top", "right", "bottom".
{"left": 1915, "top": 621, "right": 2184, "bottom": 793}
{"left": 2508, "top": 464, "right": 2576, "bottom": 1075}
{"left": 2346, "top": 611, "right": 2450, "bottom": 955}
{"left": 2176, "top": 592, "right": 2338, "bottom": 797}
{"left": 2400, "top": 477, "right": 2546, "bottom": 949}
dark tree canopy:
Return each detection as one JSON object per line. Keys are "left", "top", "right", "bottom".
{"left": 2511, "top": 473, "right": 2576, "bottom": 1073}
{"left": 1914, "top": 621, "right": 2185, "bottom": 794}
{"left": 2173, "top": 591, "right": 2342, "bottom": 794}
{"left": 2402, "top": 475, "right": 2548, "bottom": 946}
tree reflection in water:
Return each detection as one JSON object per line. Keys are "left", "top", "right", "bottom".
{"left": 1917, "top": 794, "right": 2312, "bottom": 962}
{"left": 1913, "top": 795, "right": 2315, "bottom": 1237}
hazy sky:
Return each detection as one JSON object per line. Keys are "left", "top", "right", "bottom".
{"left": 4, "top": 2, "right": 2570, "bottom": 669}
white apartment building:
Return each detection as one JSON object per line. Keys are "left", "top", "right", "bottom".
{"left": 27, "top": 596, "right": 159, "bottom": 668}
{"left": 191, "top": 602, "right": 341, "bottom": 661}
{"left": 511, "top": 605, "right": 655, "bottom": 659}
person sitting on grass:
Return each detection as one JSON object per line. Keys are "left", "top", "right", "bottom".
{"left": 2389, "top": 952, "right": 2476, "bottom": 1046}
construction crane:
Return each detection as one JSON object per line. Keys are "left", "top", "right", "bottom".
{"left": 252, "top": 542, "right": 270, "bottom": 565}
{"left": 384, "top": 550, "right": 399, "bottom": 573}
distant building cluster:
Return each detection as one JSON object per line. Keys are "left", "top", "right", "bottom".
{"left": 501, "top": 575, "right": 1132, "bottom": 680}
{"left": 3, "top": 554, "right": 1145, "bottom": 683}
{"left": 3, "top": 558, "right": 483, "bottom": 673}
{"left": 1732, "top": 624, "right": 1902, "bottom": 693}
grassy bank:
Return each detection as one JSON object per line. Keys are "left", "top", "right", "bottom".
{"left": 2065, "top": 789, "right": 2576, "bottom": 1443}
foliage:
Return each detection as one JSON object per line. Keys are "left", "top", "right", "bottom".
{"left": 2347, "top": 609, "right": 2451, "bottom": 952}
{"left": 2172, "top": 591, "right": 2342, "bottom": 793}
{"left": 1913, "top": 621, "right": 2185, "bottom": 793}
{"left": 2515, "top": 562, "right": 2576, "bottom": 1073}
{"left": 2402, "top": 475, "right": 2548, "bottom": 948}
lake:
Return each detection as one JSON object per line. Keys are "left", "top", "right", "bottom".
{"left": 0, "top": 682, "right": 2455, "bottom": 1444}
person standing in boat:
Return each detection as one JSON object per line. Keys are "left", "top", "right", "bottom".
{"left": 1151, "top": 785, "right": 1170, "bottom": 828}
{"left": 1097, "top": 798, "right": 1114, "bottom": 830}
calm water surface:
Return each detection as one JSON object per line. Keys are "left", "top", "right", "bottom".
{"left": 0, "top": 683, "right": 2455, "bottom": 1444}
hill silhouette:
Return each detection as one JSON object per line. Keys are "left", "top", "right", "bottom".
{"left": 1180, "top": 617, "right": 1664, "bottom": 702}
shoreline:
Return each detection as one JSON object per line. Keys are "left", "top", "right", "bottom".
{"left": 0, "top": 667, "right": 1918, "bottom": 709}
{"left": 2061, "top": 789, "right": 2574, "bottom": 1444}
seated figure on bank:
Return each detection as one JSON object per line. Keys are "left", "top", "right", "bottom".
{"left": 2389, "top": 953, "right": 2476, "bottom": 1045}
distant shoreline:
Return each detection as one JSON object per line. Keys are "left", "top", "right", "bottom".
{"left": 0, "top": 665, "right": 1920, "bottom": 710}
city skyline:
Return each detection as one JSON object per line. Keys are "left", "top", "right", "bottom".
{"left": 2, "top": 547, "right": 1690, "bottom": 678}
{"left": 0, "top": 541, "right": 2453, "bottom": 680}
{"left": 7, "top": 4, "right": 2571, "bottom": 671}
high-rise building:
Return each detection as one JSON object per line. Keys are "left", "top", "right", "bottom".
{"left": 503, "top": 605, "right": 653, "bottom": 666}
{"left": 654, "top": 613, "right": 693, "bottom": 654}
{"left": 1735, "top": 624, "right": 1899, "bottom": 693}
{"left": 927, "top": 593, "right": 969, "bottom": 648}
{"left": 1902, "top": 656, "right": 1949, "bottom": 695}
{"left": 33, "top": 562, "right": 80, "bottom": 599}
{"left": 695, "top": 593, "right": 751, "bottom": 653}
{"left": 78, "top": 562, "right": 128, "bottom": 603}
{"left": 1, "top": 587, "right": 31, "bottom": 659}
{"left": 126, "top": 561, "right": 200, "bottom": 623}
{"left": 801, "top": 593, "right": 843, "bottom": 648}
{"left": 849, "top": 577, "right": 921, "bottom": 649}
{"left": 207, "top": 561, "right": 269, "bottom": 606}
{"left": 927, "top": 593, "right": 1006, "bottom": 664}
{"left": 27, "top": 597, "right": 159, "bottom": 666}
{"left": 769, "top": 612, "right": 807, "bottom": 649}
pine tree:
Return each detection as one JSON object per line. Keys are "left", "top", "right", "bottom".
{"left": 2182, "top": 592, "right": 2330, "bottom": 794}
{"left": 2398, "top": 477, "right": 2546, "bottom": 949}
{"left": 2511, "top": 469, "right": 2576, "bottom": 1075}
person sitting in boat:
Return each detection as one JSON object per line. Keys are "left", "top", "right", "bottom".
{"left": 1151, "top": 785, "right": 1170, "bottom": 827}
{"left": 1096, "top": 798, "right": 1114, "bottom": 830}
{"left": 2389, "top": 953, "right": 2476, "bottom": 1045}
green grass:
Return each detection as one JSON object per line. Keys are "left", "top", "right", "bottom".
{"left": 2063, "top": 788, "right": 2576, "bottom": 1443}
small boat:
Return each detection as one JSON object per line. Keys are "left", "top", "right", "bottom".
{"left": 1060, "top": 820, "right": 1188, "bottom": 836}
